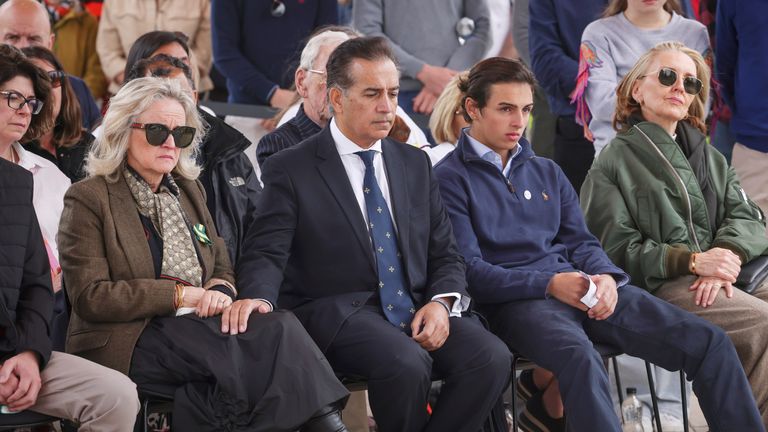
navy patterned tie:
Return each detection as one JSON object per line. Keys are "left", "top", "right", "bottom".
{"left": 356, "top": 151, "right": 416, "bottom": 331}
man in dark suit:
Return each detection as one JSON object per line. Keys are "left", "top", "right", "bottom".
{"left": 230, "top": 37, "right": 511, "bottom": 432}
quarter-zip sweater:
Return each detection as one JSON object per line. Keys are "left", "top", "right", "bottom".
{"left": 434, "top": 131, "right": 627, "bottom": 304}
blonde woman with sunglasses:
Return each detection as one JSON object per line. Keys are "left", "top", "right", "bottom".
{"left": 581, "top": 42, "right": 768, "bottom": 427}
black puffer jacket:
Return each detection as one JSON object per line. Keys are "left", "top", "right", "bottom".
{"left": 0, "top": 158, "right": 53, "bottom": 367}
{"left": 198, "top": 108, "right": 262, "bottom": 265}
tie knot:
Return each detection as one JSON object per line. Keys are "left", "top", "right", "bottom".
{"left": 356, "top": 150, "right": 376, "bottom": 168}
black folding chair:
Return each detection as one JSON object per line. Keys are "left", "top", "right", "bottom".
{"left": 508, "top": 344, "right": 687, "bottom": 432}
{"left": 0, "top": 410, "right": 61, "bottom": 431}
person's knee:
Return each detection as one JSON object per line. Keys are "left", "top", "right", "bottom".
{"left": 102, "top": 370, "right": 140, "bottom": 415}
{"left": 373, "top": 342, "right": 432, "bottom": 384}
{"left": 471, "top": 335, "right": 512, "bottom": 380}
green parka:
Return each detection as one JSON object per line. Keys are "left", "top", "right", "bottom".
{"left": 581, "top": 121, "right": 768, "bottom": 292}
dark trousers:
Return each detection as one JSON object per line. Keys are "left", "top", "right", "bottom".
{"left": 487, "top": 285, "right": 763, "bottom": 432}
{"left": 129, "top": 311, "right": 348, "bottom": 432}
{"left": 325, "top": 306, "right": 511, "bottom": 432}
{"left": 553, "top": 115, "right": 594, "bottom": 194}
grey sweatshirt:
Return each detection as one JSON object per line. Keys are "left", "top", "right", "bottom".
{"left": 582, "top": 12, "right": 709, "bottom": 155}
{"left": 353, "top": 0, "right": 490, "bottom": 91}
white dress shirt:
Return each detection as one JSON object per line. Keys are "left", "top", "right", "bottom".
{"left": 12, "top": 142, "right": 71, "bottom": 261}
{"left": 330, "top": 119, "right": 469, "bottom": 316}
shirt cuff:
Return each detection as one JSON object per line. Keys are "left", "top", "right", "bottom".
{"left": 610, "top": 273, "right": 630, "bottom": 288}
{"left": 264, "top": 85, "right": 279, "bottom": 105}
{"left": 431, "top": 293, "right": 470, "bottom": 317}
{"left": 254, "top": 298, "right": 274, "bottom": 312}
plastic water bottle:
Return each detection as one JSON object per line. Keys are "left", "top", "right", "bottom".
{"left": 621, "top": 387, "right": 644, "bottom": 431}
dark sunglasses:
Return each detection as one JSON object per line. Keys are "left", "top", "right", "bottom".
{"left": 643, "top": 67, "right": 703, "bottom": 95}
{"left": 47, "top": 70, "right": 66, "bottom": 88}
{"left": 130, "top": 122, "right": 196, "bottom": 148}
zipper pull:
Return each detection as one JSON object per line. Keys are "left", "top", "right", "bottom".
{"left": 506, "top": 179, "right": 515, "bottom": 194}
{"left": 741, "top": 188, "right": 762, "bottom": 220}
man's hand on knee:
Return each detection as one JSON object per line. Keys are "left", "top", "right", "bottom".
{"left": 546, "top": 272, "right": 590, "bottom": 311}
{"left": 587, "top": 274, "right": 618, "bottom": 320}
{"left": 411, "top": 301, "right": 450, "bottom": 351}
{"left": 221, "top": 299, "right": 271, "bottom": 335}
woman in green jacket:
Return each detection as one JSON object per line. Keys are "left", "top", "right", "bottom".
{"left": 581, "top": 41, "right": 768, "bottom": 426}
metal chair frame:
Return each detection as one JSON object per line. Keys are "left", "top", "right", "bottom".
{"left": 509, "top": 348, "right": 688, "bottom": 432}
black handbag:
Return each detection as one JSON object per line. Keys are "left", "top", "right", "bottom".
{"left": 736, "top": 255, "right": 768, "bottom": 294}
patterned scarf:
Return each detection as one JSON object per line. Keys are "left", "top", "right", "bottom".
{"left": 123, "top": 167, "right": 202, "bottom": 287}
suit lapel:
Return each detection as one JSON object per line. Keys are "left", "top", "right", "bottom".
{"left": 107, "top": 176, "right": 156, "bottom": 279}
{"left": 382, "top": 140, "right": 410, "bottom": 263}
{"left": 314, "top": 129, "right": 376, "bottom": 273}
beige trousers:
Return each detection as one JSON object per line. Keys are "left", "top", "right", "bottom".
{"left": 29, "top": 352, "right": 139, "bottom": 432}
{"left": 655, "top": 276, "right": 768, "bottom": 426}
{"left": 732, "top": 143, "right": 768, "bottom": 236}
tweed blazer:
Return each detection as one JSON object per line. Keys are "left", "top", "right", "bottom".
{"left": 58, "top": 173, "right": 234, "bottom": 374}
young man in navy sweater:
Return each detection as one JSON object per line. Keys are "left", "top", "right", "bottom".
{"left": 433, "top": 57, "right": 763, "bottom": 432}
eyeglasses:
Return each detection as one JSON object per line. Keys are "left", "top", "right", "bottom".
{"left": 47, "top": 70, "right": 66, "bottom": 88}
{"left": 307, "top": 69, "right": 327, "bottom": 85}
{"left": 642, "top": 67, "right": 703, "bottom": 95}
{"left": 0, "top": 90, "right": 43, "bottom": 115}
{"left": 130, "top": 122, "right": 196, "bottom": 148}
{"left": 271, "top": 0, "right": 286, "bottom": 17}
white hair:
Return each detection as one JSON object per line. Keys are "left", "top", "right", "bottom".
{"left": 299, "top": 30, "right": 351, "bottom": 70}
{"left": 86, "top": 77, "right": 205, "bottom": 180}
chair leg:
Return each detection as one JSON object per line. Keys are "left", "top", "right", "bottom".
{"left": 612, "top": 356, "right": 624, "bottom": 407}
{"left": 142, "top": 399, "right": 150, "bottom": 432}
{"left": 679, "top": 371, "right": 688, "bottom": 432}
{"left": 645, "top": 361, "right": 663, "bottom": 432}
{"left": 511, "top": 356, "right": 518, "bottom": 432}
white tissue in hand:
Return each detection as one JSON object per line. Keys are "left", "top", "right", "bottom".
{"left": 579, "top": 272, "right": 599, "bottom": 308}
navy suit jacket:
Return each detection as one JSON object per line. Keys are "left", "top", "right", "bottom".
{"left": 237, "top": 126, "right": 468, "bottom": 352}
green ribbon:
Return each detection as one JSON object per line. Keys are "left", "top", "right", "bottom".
{"left": 193, "top": 223, "right": 213, "bottom": 246}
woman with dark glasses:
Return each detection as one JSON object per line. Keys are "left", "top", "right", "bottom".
{"left": 573, "top": 0, "right": 709, "bottom": 156}
{"left": 57, "top": 77, "right": 349, "bottom": 432}
{"left": 21, "top": 46, "right": 94, "bottom": 183}
{"left": 581, "top": 41, "right": 768, "bottom": 426}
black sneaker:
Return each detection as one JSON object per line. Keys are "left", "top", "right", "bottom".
{"left": 518, "top": 391, "right": 565, "bottom": 432}
{"left": 516, "top": 369, "right": 539, "bottom": 404}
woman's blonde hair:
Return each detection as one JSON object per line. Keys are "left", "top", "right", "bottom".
{"left": 429, "top": 72, "right": 468, "bottom": 144}
{"left": 613, "top": 41, "right": 710, "bottom": 134}
{"left": 86, "top": 77, "right": 205, "bottom": 180}
{"left": 602, "top": 0, "right": 681, "bottom": 17}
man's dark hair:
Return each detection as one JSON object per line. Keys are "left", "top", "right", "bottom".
{"left": 124, "top": 31, "right": 191, "bottom": 80}
{"left": 326, "top": 36, "right": 397, "bottom": 92}
{"left": 459, "top": 57, "right": 537, "bottom": 123}
{"left": 125, "top": 54, "right": 195, "bottom": 90}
